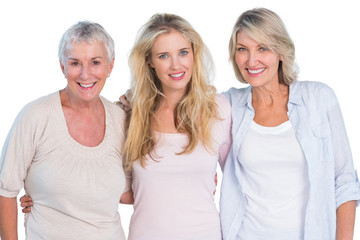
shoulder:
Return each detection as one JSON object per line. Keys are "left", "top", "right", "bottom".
{"left": 296, "top": 81, "right": 334, "bottom": 95}
{"left": 215, "top": 93, "right": 230, "bottom": 107}
{"left": 221, "top": 86, "right": 250, "bottom": 106}
{"left": 215, "top": 94, "right": 232, "bottom": 127}
{"left": 294, "top": 81, "right": 338, "bottom": 107}
{"left": 100, "top": 96, "right": 127, "bottom": 138}
{"left": 222, "top": 86, "right": 249, "bottom": 98}
{"left": 101, "top": 96, "right": 126, "bottom": 121}
{"left": 17, "top": 92, "right": 59, "bottom": 122}
{"left": 215, "top": 94, "right": 231, "bottom": 119}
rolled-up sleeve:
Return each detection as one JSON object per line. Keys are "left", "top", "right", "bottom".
{"left": 327, "top": 89, "right": 360, "bottom": 207}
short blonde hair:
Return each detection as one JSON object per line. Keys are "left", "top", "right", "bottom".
{"left": 229, "top": 8, "right": 298, "bottom": 85}
{"left": 124, "top": 13, "right": 218, "bottom": 169}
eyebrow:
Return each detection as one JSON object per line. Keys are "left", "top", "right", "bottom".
{"left": 155, "top": 51, "right": 168, "bottom": 56}
{"left": 155, "top": 47, "right": 191, "bottom": 56}
{"left": 67, "top": 56, "right": 103, "bottom": 61}
{"left": 236, "top": 43, "right": 264, "bottom": 48}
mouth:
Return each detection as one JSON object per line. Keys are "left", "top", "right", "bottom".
{"left": 247, "top": 68, "right": 265, "bottom": 74}
{"left": 78, "top": 82, "right": 96, "bottom": 88}
{"left": 169, "top": 72, "right": 185, "bottom": 79}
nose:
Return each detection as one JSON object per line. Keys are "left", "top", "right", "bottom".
{"left": 247, "top": 51, "right": 258, "bottom": 67}
{"left": 80, "top": 65, "right": 90, "bottom": 80}
{"left": 170, "top": 56, "right": 180, "bottom": 70}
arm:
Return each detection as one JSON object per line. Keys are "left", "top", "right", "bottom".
{"left": 120, "top": 190, "right": 134, "bottom": 204}
{"left": 213, "top": 172, "right": 218, "bottom": 195}
{"left": 325, "top": 88, "right": 360, "bottom": 238}
{"left": 0, "top": 196, "right": 18, "bottom": 240}
{"left": 336, "top": 200, "right": 356, "bottom": 240}
{"left": 216, "top": 95, "right": 232, "bottom": 171}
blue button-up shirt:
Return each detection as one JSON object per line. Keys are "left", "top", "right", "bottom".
{"left": 220, "top": 81, "right": 360, "bottom": 240}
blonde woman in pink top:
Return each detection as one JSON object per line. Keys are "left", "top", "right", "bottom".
{"left": 122, "top": 13, "right": 231, "bottom": 240}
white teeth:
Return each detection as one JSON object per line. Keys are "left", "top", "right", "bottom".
{"left": 79, "top": 83, "right": 95, "bottom": 88}
{"left": 248, "top": 68, "right": 265, "bottom": 74}
{"left": 170, "top": 72, "right": 185, "bottom": 78}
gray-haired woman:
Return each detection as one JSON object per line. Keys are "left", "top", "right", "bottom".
{"left": 0, "top": 21, "right": 131, "bottom": 240}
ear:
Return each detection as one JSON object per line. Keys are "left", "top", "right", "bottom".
{"left": 109, "top": 57, "right": 115, "bottom": 74}
{"left": 59, "top": 60, "right": 66, "bottom": 76}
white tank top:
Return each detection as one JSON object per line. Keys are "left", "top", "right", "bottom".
{"left": 237, "top": 121, "right": 309, "bottom": 240}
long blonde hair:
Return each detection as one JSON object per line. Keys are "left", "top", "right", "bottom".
{"left": 123, "top": 13, "right": 218, "bottom": 169}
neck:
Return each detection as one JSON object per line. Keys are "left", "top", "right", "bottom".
{"left": 252, "top": 82, "right": 289, "bottom": 106}
{"left": 60, "top": 88, "right": 101, "bottom": 114}
{"left": 159, "top": 90, "right": 185, "bottom": 111}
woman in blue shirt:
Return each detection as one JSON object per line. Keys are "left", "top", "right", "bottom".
{"left": 220, "top": 8, "right": 360, "bottom": 240}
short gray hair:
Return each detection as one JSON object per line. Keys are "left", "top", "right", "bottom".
{"left": 58, "top": 21, "right": 115, "bottom": 63}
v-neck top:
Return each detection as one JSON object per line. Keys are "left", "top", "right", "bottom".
{"left": 0, "top": 92, "right": 128, "bottom": 240}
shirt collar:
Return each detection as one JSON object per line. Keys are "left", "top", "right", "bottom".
{"left": 237, "top": 85, "right": 253, "bottom": 110}
{"left": 289, "top": 81, "right": 303, "bottom": 106}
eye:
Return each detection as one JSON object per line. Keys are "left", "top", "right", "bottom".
{"left": 92, "top": 60, "right": 101, "bottom": 65}
{"left": 237, "top": 47, "right": 246, "bottom": 52}
{"left": 70, "top": 61, "right": 79, "bottom": 66}
{"left": 159, "top": 54, "right": 168, "bottom": 59}
{"left": 259, "top": 46, "right": 269, "bottom": 51}
{"left": 180, "top": 51, "right": 188, "bottom": 56}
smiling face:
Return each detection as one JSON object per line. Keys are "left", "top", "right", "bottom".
{"left": 60, "top": 41, "right": 114, "bottom": 103}
{"left": 149, "top": 30, "right": 194, "bottom": 96}
{"left": 235, "top": 30, "right": 281, "bottom": 88}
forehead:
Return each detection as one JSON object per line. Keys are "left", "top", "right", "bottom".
{"left": 64, "top": 40, "right": 108, "bottom": 58}
{"left": 151, "top": 30, "right": 191, "bottom": 52}
{"left": 236, "top": 30, "right": 260, "bottom": 45}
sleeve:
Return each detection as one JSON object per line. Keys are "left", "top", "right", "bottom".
{"left": 216, "top": 94, "right": 232, "bottom": 171}
{"left": 327, "top": 88, "right": 360, "bottom": 207}
{"left": 0, "top": 105, "right": 36, "bottom": 198}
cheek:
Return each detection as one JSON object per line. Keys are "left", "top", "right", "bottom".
{"left": 269, "top": 58, "right": 280, "bottom": 70}
{"left": 65, "top": 70, "right": 77, "bottom": 80}
{"left": 264, "top": 54, "right": 281, "bottom": 68}
{"left": 187, "top": 59, "right": 194, "bottom": 73}
{"left": 235, "top": 54, "right": 245, "bottom": 70}
{"left": 187, "top": 53, "right": 194, "bottom": 67}
{"left": 63, "top": 67, "right": 80, "bottom": 79}
{"left": 99, "top": 67, "right": 110, "bottom": 77}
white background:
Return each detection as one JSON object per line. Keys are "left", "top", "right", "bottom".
{"left": 0, "top": 0, "right": 359, "bottom": 238}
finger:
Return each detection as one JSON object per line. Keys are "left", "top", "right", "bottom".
{"left": 125, "top": 89, "right": 133, "bottom": 101}
{"left": 119, "top": 95, "right": 127, "bottom": 104}
{"left": 123, "top": 106, "right": 131, "bottom": 113}
{"left": 19, "top": 195, "right": 32, "bottom": 203}
{"left": 20, "top": 201, "right": 33, "bottom": 208}
{"left": 22, "top": 207, "right": 31, "bottom": 213}
{"left": 19, "top": 195, "right": 27, "bottom": 201}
